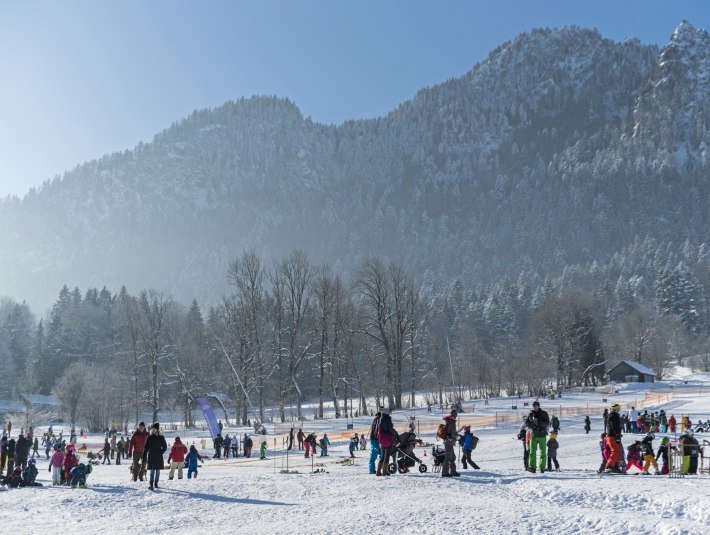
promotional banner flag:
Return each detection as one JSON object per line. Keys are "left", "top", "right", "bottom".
{"left": 197, "top": 397, "right": 220, "bottom": 439}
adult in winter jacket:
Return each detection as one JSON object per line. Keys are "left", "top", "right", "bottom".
{"left": 110, "top": 433, "right": 117, "bottom": 460}
{"left": 244, "top": 436, "right": 253, "bottom": 458}
{"left": 223, "top": 435, "right": 231, "bottom": 459}
{"left": 287, "top": 428, "right": 294, "bottom": 450}
{"left": 525, "top": 401, "right": 550, "bottom": 473}
{"left": 31, "top": 437, "right": 39, "bottom": 458}
{"left": 102, "top": 439, "right": 111, "bottom": 464}
{"left": 377, "top": 410, "right": 398, "bottom": 476}
{"left": 441, "top": 410, "right": 460, "bottom": 478}
{"left": 213, "top": 434, "right": 224, "bottom": 459}
{"left": 678, "top": 430, "right": 700, "bottom": 475}
{"left": 297, "top": 429, "right": 305, "bottom": 450}
{"left": 14, "top": 434, "right": 31, "bottom": 471}
{"left": 604, "top": 404, "right": 623, "bottom": 473}
{"left": 368, "top": 411, "right": 382, "bottom": 474}
{"left": 143, "top": 423, "right": 167, "bottom": 490}
{"left": 584, "top": 416, "right": 591, "bottom": 434}
{"left": 167, "top": 437, "right": 188, "bottom": 480}
{"left": 128, "top": 422, "right": 149, "bottom": 482}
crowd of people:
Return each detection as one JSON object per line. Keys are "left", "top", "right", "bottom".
{"left": 2, "top": 397, "right": 707, "bottom": 489}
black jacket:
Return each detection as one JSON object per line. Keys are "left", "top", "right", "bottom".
{"left": 525, "top": 409, "right": 550, "bottom": 438}
{"left": 15, "top": 436, "right": 31, "bottom": 459}
{"left": 607, "top": 411, "right": 622, "bottom": 439}
{"left": 143, "top": 433, "right": 167, "bottom": 469}
{"left": 640, "top": 437, "right": 654, "bottom": 457}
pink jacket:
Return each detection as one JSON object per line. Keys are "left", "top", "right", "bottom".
{"left": 50, "top": 451, "right": 65, "bottom": 467}
{"left": 63, "top": 451, "right": 78, "bottom": 471}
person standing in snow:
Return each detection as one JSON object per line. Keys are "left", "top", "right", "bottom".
{"left": 213, "top": 433, "right": 224, "bottom": 459}
{"left": 440, "top": 409, "right": 460, "bottom": 478}
{"left": 525, "top": 401, "right": 549, "bottom": 473}
{"left": 49, "top": 444, "right": 65, "bottom": 485}
{"left": 547, "top": 432, "right": 560, "bottom": 471}
{"left": 128, "top": 422, "right": 149, "bottom": 482}
{"left": 369, "top": 410, "right": 382, "bottom": 474}
{"left": 629, "top": 407, "right": 638, "bottom": 433}
{"left": 287, "top": 428, "right": 294, "bottom": 450}
{"left": 602, "top": 408, "right": 609, "bottom": 434}
{"left": 377, "top": 409, "right": 398, "bottom": 476}
{"left": 110, "top": 432, "right": 117, "bottom": 460}
{"left": 656, "top": 436, "right": 670, "bottom": 474}
{"left": 63, "top": 444, "right": 79, "bottom": 485}
{"left": 677, "top": 429, "right": 700, "bottom": 475}
{"left": 31, "top": 437, "right": 39, "bottom": 459}
{"left": 143, "top": 423, "right": 167, "bottom": 490}
{"left": 584, "top": 415, "right": 591, "bottom": 434}
{"left": 319, "top": 434, "right": 330, "bottom": 456}
{"left": 14, "top": 433, "right": 31, "bottom": 471}
{"left": 185, "top": 445, "right": 203, "bottom": 479}
{"left": 223, "top": 434, "right": 231, "bottom": 459}
{"left": 259, "top": 440, "right": 267, "bottom": 460}
{"left": 102, "top": 438, "right": 111, "bottom": 464}
{"left": 167, "top": 437, "right": 188, "bottom": 480}
{"left": 297, "top": 428, "right": 305, "bottom": 450}
{"left": 640, "top": 433, "right": 659, "bottom": 475}
{"left": 668, "top": 414, "right": 677, "bottom": 434}
{"left": 604, "top": 403, "right": 623, "bottom": 473}
{"left": 459, "top": 426, "right": 479, "bottom": 470}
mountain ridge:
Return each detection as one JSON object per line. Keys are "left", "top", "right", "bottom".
{"left": 1, "top": 22, "right": 708, "bottom": 311}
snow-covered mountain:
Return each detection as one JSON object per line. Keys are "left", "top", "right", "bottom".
{"left": 1, "top": 22, "right": 709, "bottom": 309}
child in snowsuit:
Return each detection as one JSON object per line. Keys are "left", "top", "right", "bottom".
{"left": 349, "top": 437, "right": 356, "bottom": 458}
{"left": 640, "top": 433, "right": 659, "bottom": 475}
{"left": 547, "top": 433, "right": 560, "bottom": 471}
{"left": 185, "top": 445, "right": 203, "bottom": 479}
{"left": 597, "top": 433, "right": 611, "bottom": 473}
{"left": 259, "top": 441, "right": 267, "bottom": 460}
{"left": 4, "top": 467, "right": 22, "bottom": 488}
{"left": 63, "top": 445, "right": 79, "bottom": 485}
{"left": 319, "top": 435, "right": 330, "bottom": 457}
{"left": 21, "top": 459, "right": 41, "bottom": 486}
{"left": 656, "top": 437, "right": 670, "bottom": 475}
{"left": 625, "top": 441, "right": 643, "bottom": 473}
{"left": 50, "top": 445, "right": 65, "bottom": 485}
{"left": 69, "top": 463, "right": 90, "bottom": 488}
{"left": 460, "top": 427, "right": 479, "bottom": 470}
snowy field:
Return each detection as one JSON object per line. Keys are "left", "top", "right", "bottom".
{"left": 2, "top": 380, "right": 709, "bottom": 535}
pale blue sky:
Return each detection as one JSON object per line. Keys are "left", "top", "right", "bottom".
{"left": 0, "top": 1, "right": 707, "bottom": 197}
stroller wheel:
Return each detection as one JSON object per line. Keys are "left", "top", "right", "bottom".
{"left": 388, "top": 463, "right": 397, "bottom": 475}
{"left": 419, "top": 464, "right": 428, "bottom": 473}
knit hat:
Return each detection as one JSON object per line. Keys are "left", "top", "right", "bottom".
{"left": 138, "top": 422, "right": 146, "bottom": 428}
{"left": 152, "top": 422, "right": 160, "bottom": 430}
{"left": 549, "top": 433, "right": 557, "bottom": 439}
{"left": 532, "top": 401, "right": 540, "bottom": 407}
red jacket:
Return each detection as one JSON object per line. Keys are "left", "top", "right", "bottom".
{"left": 168, "top": 440, "right": 188, "bottom": 463}
{"left": 129, "top": 430, "right": 149, "bottom": 454}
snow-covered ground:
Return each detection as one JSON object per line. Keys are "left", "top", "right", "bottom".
{"left": 2, "top": 379, "right": 709, "bottom": 534}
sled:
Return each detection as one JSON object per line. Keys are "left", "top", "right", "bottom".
{"left": 339, "top": 458, "right": 355, "bottom": 466}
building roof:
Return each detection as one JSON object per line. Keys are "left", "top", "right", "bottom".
{"left": 608, "top": 360, "right": 656, "bottom": 377}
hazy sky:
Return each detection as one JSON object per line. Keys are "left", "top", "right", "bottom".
{"left": 0, "top": 0, "right": 707, "bottom": 198}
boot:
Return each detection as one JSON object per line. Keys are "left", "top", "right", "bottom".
{"left": 149, "top": 482, "right": 154, "bottom": 491}
{"left": 376, "top": 460, "right": 383, "bottom": 476}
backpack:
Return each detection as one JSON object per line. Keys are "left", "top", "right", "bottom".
{"left": 436, "top": 424, "right": 447, "bottom": 440}
{"left": 470, "top": 435, "right": 479, "bottom": 450}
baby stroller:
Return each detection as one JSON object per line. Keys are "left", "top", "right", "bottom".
{"left": 388, "top": 432, "right": 427, "bottom": 474}
{"left": 431, "top": 445, "right": 447, "bottom": 473}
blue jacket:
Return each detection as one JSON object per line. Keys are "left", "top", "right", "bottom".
{"left": 186, "top": 451, "right": 203, "bottom": 469}
{"left": 462, "top": 433, "right": 473, "bottom": 451}
{"left": 224, "top": 436, "right": 231, "bottom": 446}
